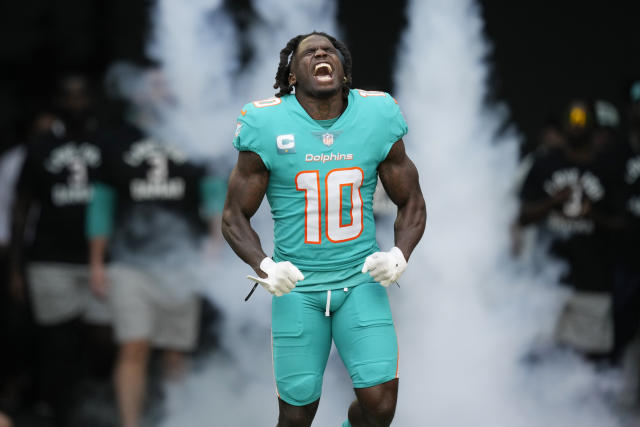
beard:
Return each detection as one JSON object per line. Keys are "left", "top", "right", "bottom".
{"left": 566, "top": 134, "right": 591, "bottom": 149}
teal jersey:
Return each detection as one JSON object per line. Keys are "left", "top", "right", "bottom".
{"left": 233, "top": 89, "right": 408, "bottom": 290}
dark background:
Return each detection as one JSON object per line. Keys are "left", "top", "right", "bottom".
{"left": 1, "top": 0, "right": 639, "bottom": 153}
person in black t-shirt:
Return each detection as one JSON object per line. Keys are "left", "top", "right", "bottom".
{"left": 87, "top": 69, "right": 226, "bottom": 427}
{"left": 609, "top": 82, "right": 640, "bottom": 364}
{"left": 8, "top": 74, "right": 114, "bottom": 427}
{"left": 519, "top": 99, "right": 616, "bottom": 356}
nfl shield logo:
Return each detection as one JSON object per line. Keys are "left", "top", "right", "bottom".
{"left": 322, "top": 133, "right": 334, "bottom": 147}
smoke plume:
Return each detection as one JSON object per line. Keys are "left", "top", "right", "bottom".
{"left": 393, "top": 1, "right": 621, "bottom": 426}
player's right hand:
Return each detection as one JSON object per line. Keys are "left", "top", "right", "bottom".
{"left": 247, "top": 257, "right": 304, "bottom": 297}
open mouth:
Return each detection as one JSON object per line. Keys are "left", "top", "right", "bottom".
{"left": 313, "top": 62, "right": 333, "bottom": 82}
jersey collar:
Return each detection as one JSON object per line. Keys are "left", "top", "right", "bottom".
{"left": 284, "top": 90, "right": 356, "bottom": 131}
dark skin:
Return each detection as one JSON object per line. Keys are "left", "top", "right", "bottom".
{"left": 222, "top": 34, "right": 426, "bottom": 427}
{"left": 287, "top": 35, "right": 347, "bottom": 118}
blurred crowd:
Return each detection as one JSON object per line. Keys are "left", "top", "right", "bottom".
{"left": 514, "top": 84, "right": 640, "bottom": 408}
{"left": 0, "top": 70, "right": 226, "bottom": 427}
{"left": 1, "top": 69, "right": 640, "bottom": 426}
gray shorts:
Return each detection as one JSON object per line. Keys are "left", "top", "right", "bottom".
{"left": 554, "top": 290, "right": 613, "bottom": 353}
{"left": 109, "top": 264, "right": 201, "bottom": 351}
{"left": 28, "top": 262, "right": 112, "bottom": 326}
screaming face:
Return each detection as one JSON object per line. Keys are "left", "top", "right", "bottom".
{"left": 290, "top": 35, "right": 345, "bottom": 99}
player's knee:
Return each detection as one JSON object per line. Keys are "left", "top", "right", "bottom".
{"left": 278, "top": 373, "right": 321, "bottom": 406}
{"left": 357, "top": 380, "right": 398, "bottom": 426}
{"left": 363, "top": 396, "right": 396, "bottom": 426}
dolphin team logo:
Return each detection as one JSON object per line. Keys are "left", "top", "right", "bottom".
{"left": 276, "top": 134, "right": 296, "bottom": 154}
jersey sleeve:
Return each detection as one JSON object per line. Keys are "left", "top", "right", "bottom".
{"left": 232, "top": 103, "right": 271, "bottom": 169}
{"left": 380, "top": 95, "right": 408, "bottom": 161}
{"left": 86, "top": 182, "right": 117, "bottom": 238}
{"left": 355, "top": 91, "right": 408, "bottom": 162}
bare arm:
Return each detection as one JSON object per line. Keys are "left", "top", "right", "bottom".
{"left": 378, "top": 139, "right": 427, "bottom": 260}
{"left": 221, "top": 151, "right": 270, "bottom": 277}
{"left": 8, "top": 190, "right": 33, "bottom": 301}
{"left": 518, "top": 187, "right": 571, "bottom": 226}
{"left": 89, "top": 237, "right": 108, "bottom": 298}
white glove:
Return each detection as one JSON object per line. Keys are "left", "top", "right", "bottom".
{"left": 361, "top": 247, "right": 407, "bottom": 287}
{"left": 247, "top": 257, "right": 304, "bottom": 297}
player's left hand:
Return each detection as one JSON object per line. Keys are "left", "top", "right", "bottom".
{"left": 361, "top": 247, "right": 407, "bottom": 287}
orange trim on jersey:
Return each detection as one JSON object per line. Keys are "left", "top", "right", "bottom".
{"left": 252, "top": 97, "right": 282, "bottom": 108}
{"left": 357, "top": 89, "right": 386, "bottom": 97}
{"left": 271, "top": 327, "right": 281, "bottom": 399}
{"left": 295, "top": 170, "right": 321, "bottom": 244}
{"left": 339, "top": 183, "right": 354, "bottom": 227}
{"left": 325, "top": 167, "right": 364, "bottom": 243}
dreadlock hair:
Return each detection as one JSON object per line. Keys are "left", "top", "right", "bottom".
{"left": 273, "top": 32, "right": 353, "bottom": 101}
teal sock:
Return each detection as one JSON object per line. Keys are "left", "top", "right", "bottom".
{"left": 341, "top": 420, "right": 351, "bottom": 427}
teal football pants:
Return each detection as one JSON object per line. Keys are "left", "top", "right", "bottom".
{"left": 272, "top": 283, "right": 398, "bottom": 406}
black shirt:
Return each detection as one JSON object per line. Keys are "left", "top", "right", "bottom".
{"left": 611, "top": 141, "right": 640, "bottom": 269}
{"left": 520, "top": 147, "right": 615, "bottom": 291}
{"left": 17, "top": 129, "right": 101, "bottom": 264}
{"left": 95, "top": 123, "right": 208, "bottom": 268}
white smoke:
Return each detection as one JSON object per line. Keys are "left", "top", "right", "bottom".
{"left": 393, "top": 1, "right": 621, "bottom": 426}
{"left": 146, "top": 0, "right": 239, "bottom": 160}
{"left": 146, "top": 1, "right": 352, "bottom": 426}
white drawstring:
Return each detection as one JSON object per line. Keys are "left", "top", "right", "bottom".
{"left": 325, "top": 290, "right": 332, "bottom": 317}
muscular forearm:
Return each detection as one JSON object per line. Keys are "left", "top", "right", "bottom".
{"left": 221, "top": 211, "right": 268, "bottom": 276}
{"left": 393, "top": 190, "right": 426, "bottom": 261}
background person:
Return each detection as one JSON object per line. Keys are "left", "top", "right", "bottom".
{"left": 8, "top": 73, "right": 113, "bottom": 427}
{"left": 518, "top": 99, "right": 618, "bottom": 357}
{"left": 87, "top": 68, "right": 226, "bottom": 427}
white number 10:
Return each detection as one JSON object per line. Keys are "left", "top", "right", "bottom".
{"left": 295, "top": 167, "right": 364, "bottom": 244}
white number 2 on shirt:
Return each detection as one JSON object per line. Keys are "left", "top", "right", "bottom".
{"left": 295, "top": 167, "right": 364, "bottom": 244}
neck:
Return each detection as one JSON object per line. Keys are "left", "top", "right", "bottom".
{"left": 563, "top": 140, "right": 594, "bottom": 163}
{"left": 295, "top": 90, "right": 345, "bottom": 120}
